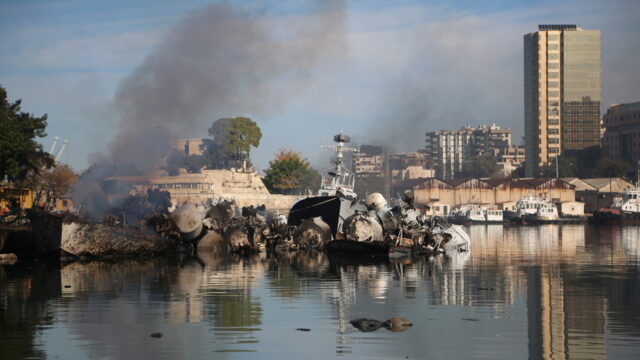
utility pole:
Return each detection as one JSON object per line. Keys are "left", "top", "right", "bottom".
{"left": 555, "top": 154, "right": 559, "bottom": 179}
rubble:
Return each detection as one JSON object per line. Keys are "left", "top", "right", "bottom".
{"left": 22, "top": 176, "right": 469, "bottom": 261}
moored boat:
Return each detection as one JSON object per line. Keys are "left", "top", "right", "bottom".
{"left": 590, "top": 171, "right": 640, "bottom": 225}
{"left": 505, "top": 196, "right": 548, "bottom": 223}
{"left": 523, "top": 202, "right": 559, "bottom": 224}
{"left": 484, "top": 208, "right": 504, "bottom": 223}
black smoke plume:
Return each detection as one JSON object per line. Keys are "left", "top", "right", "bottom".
{"left": 72, "top": 1, "right": 347, "bottom": 216}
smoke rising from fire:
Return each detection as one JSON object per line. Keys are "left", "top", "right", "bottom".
{"left": 73, "top": 1, "right": 347, "bottom": 216}
{"left": 107, "top": 1, "right": 347, "bottom": 171}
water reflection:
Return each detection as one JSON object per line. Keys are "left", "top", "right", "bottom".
{"left": 0, "top": 225, "right": 639, "bottom": 359}
{"left": 0, "top": 261, "right": 59, "bottom": 360}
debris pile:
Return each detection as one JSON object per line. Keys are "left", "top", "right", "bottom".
{"left": 169, "top": 190, "right": 470, "bottom": 258}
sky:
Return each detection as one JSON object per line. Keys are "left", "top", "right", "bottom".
{"left": 1, "top": 0, "right": 639, "bottom": 173}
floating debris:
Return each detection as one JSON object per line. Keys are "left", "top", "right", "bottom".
{"left": 350, "top": 317, "right": 414, "bottom": 332}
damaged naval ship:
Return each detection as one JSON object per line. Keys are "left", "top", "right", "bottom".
{"left": 287, "top": 131, "right": 366, "bottom": 242}
{"left": 287, "top": 132, "right": 471, "bottom": 257}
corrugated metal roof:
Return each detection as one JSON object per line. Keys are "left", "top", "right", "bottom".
{"left": 401, "top": 177, "right": 576, "bottom": 190}
{"left": 581, "top": 178, "right": 635, "bottom": 192}
{"left": 391, "top": 177, "right": 436, "bottom": 191}
{"left": 562, "top": 178, "right": 597, "bottom": 191}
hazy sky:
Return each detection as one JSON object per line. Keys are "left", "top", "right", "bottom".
{"left": 1, "top": 0, "right": 639, "bottom": 172}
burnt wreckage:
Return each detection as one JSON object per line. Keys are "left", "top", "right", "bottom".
{"left": 287, "top": 132, "right": 470, "bottom": 257}
{"left": 165, "top": 132, "right": 469, "bottom": 258}
{"left": 26, "top": 133, "right": 470, "bottom": 259}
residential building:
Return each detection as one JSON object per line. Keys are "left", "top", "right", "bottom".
{"left": 389, "top": 151, "right": 428, "bottom": 169}
{"left": 524, "top": 25, "right": 601, "bottom": 177}
{"left": 391, "top": 166, "right": 435, "bottom": 182}
{"left": 602, "top": 101, "right": 640, "bottom": 166}
{"left": 352, "top": 145, "right": 384, "bottom": 176}
{"left": 425, "top": 124, "right": 513, "bottom": 179}
{"left": 472, "top": 124, "right": 512, "bottom": 156}
{"left": 494, "top": 146, "right": 526, "bottom": 176}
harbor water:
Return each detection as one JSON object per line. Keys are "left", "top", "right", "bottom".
{"left": 1, "top": 224, "right": 639, "bottom": 359}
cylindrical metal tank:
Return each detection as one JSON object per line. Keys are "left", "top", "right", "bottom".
{"left": 365, "top": 193, "right": 387, "bottom": 212}
{"left": 293, "top": 217, "right": 332, "bottom": 250}
{"left": 171, "top": 202, "right": 203, "bottom": 241}
{"left": 224, "top": 226, "right": 250, "bottom": 251}
{"left": 343, "top": 212, "right": 383, "bottom": 242}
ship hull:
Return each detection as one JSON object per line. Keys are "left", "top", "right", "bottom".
{"left": 590, "top": 209, "right": 640, "bottom": 225}
{"left": 326, "top": 240, "right": 389, "bottom": 256}
{"left": 288, "top": 196, "right": 365, "bottom": 238}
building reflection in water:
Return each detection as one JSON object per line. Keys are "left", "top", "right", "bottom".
{"left": 1, "top": 224, "right": 639, "bottom": 359}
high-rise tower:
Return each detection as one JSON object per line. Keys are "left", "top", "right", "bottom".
{"left": 524, "top": 25, "right": 601, "bottom": 177}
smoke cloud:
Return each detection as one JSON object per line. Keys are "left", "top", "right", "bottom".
{"left": 73, "top": 1, "right": 347, "bottom": 216}
{"left": 108, "top": 0, "right": 347, "bottom": 171}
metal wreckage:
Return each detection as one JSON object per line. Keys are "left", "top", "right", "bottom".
{"left": 165, "top": 132, "right": 470, "bottom": 258}
{"left": 27, "top": 132, "right": 470, "bottom": 259}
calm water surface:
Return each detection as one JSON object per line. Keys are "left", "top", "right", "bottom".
{"left": 1, "top": 225, "right": 640, "bottom": 359}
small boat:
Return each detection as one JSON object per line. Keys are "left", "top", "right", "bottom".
{"left": 484, "top": 208, "right": 504, "bottom": 223}
{"left": 524, "top": 202, "right": 559, "bottom": 224}
{"left": 505, "top": 196, "right": 548, "bottom": 222}
{"left": 465, "top": 208, "right": 485, "bottom": 223}
{"left": 591, "top": 186, "right": 640, "bottom": 224}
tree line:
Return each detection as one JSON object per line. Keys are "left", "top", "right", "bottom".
{"left": 1, "top": 85, "right": 78, "bottom": 212}
{"left": 459, "top": 146, "right": 634, "bottom": 180}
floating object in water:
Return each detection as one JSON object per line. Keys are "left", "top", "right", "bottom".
{"left": 349, "top": 318, "right": 386, "bottom": 332}
{"left": 350, "top": 317, "right": 413, "bottom": 332}
{"left": 384, "top": 317, "right": 413, "bottom": 332}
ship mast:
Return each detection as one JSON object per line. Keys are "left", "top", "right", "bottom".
{"left": 319, "top": 131, "right": 358, "bottom": 197}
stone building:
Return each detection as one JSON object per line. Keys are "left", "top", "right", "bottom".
{"left": 170, "top": 138, "right": 212, "bottom": 156}
{"left": 110, "top": 169, "right": 298, "bottom": 214}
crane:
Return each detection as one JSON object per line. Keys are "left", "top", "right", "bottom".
{"left": 48, "top": 136, "right": 60, "bottom": 155}
{"left": 55, "top": 140, "right": 69, "bottom": 163}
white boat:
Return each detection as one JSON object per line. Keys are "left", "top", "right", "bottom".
{"left": 484, "top": 208, "right": 503, "bottom": 223}
{"left": 524, "top": 202, "right": 559, "bottom": 223}
{"left": 611, "top": 188, "right": 640, "bottom": 214}
{"left": 591, "top": 168, "right": 640, "bottom": 224}
{"left": 505, "top": 196, "right": 548, "bottom": 222}
{"left": 465, "top": 208, "right": 485, "bottom": 223}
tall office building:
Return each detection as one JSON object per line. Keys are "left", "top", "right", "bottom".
{"left": 524, "top": 25, "right": 601, "bottom": 177}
